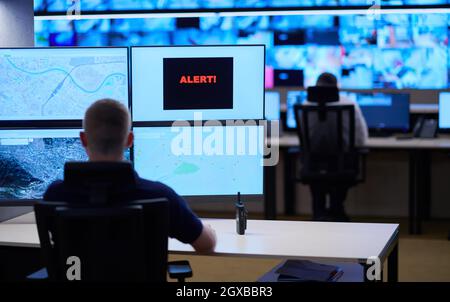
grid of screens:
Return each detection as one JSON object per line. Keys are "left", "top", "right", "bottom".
{"left": 34, "top": 0, "right": 450, "bottom": 12}
{"left": 0, "top": 47, "right": 129, "bottom": 121}
{"left": 285, "top": 91, "right": 410, "bottom": 131}
{"left": 439, "top": 92, "right": 450, "bottom": 129}
{"left": 0, "top": 46, "right": 265, "bottom": 200}
{"left": 0, "top": 129, "right": 86, "bottom": 199}
{"left": 133, "top": 126, "right": 264, "bottom": 198}
{"left": 131, "top": 45, "right": 264, "bottom": 121}
{"left": 35, "top": 13, "right": 450, "bottom": 89}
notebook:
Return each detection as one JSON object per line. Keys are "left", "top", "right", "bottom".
{"left": 276, "top": 260, "right": 344, "bottom": 282}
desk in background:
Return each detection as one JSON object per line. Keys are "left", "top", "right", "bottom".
{"left": 265, "top": 135, "right": 450, "bottom": 234}
{"left": 0, "top": 212, "right": 399, "bottom": 282}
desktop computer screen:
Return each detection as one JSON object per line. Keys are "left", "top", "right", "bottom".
{"left": 355, "top": 93, "right": 410, "bottom": 132}
{"left": 265, "top": 92, "right": 280, "bottom": 121}
{"left": 0, "top": 129, "right": 86, "bottom": 200}
{"left": 0, "top": 47, "right": 129, "bottom": 121}
{"left": 284, "top": 91, "right": 410, "bottom": 132}
{"left": 131, "top": 45, "right": 265, "bottom": 122}
{"left": 285, "top": 91, "right": 306, "bottom": 130}
{"left": 439, "top": 92, "right": 450, "bottom": 130}
{"left": 133, "top": 125, "right": 264, "bottom": 200}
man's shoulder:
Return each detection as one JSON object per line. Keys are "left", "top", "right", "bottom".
{"left": 135, "top": 177, "right": 179, "bottom": 198}
{"left": 43, "top": 180, "right": 66, "bottom": 201}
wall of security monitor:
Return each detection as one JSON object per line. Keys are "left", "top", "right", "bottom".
{"left": 0, "top": 45, "right": 265, "bottom": 202}
{"left": 2, "top": 4, "right": 450, "bottom": 204}
{"left": 0, "top": 42, "right": 449, "bottom": 204}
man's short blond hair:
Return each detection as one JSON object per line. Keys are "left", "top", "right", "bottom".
{"left": 83, "top": 99, "right": 131, "bottom": 156}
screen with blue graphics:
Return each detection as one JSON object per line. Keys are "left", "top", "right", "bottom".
{"left": 0, "top": 47, "right": 129, "bottom": 121}
{"left": 133, "top": 125, "right": 264, "bottom": 197}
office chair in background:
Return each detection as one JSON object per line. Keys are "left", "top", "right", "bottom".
{"left": 293, "top": 86, "right": 368, "bottom": 221}
{"left": 31, "top": 162, "right": 192, "bottom": 282}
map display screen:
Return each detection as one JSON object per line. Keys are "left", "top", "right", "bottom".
{"left": 0, "top": 47, "right": 129, "bottom": 121}
{"left": 133, "top": 126, "right": 264, "bottom": 197}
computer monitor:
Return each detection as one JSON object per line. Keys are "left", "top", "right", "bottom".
{"left": 355, "top": 93, "right": 410, "bottom": 132}
{"left": 284, "top": 90, "right": 306, "bottom": 130}
{"left": 133, "top": 125, "right": 264, "bottom": 202}
{"left": 131, "top": 45, "right": 265, "bottom": 122}
{"left": 0, "top": 47, "right": 129, "bottom": 121}
{"left": 265, "top": 92, "right": 280, "bottom": 121}
{"left": 0, "top": 129, "right": 86, "bottom": 200}
{"left": 439, "top": 92, "right": 450, "bottom": 130}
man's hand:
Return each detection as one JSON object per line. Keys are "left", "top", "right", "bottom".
{"left": 191, "top": 222, "right": 217, "bottom": 254}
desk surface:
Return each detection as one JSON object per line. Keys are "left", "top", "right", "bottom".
{"left": 273, "top": 134, "right": 450, "bottom": 150}
{"left": 0, "top": 212, "right": 398, "bottom": 264}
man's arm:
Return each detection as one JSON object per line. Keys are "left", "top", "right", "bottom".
{"left": 159, "top": 183, "right": 217, "bottom": 253}
{"left": 191, "top": 222, "right": 217, "bottom": 253}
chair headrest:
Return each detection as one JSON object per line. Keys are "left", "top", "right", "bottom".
{"left": 307, "top": 86, "right": 340, "bottom": 104}
{"left": 64, "top": 161, "right": 136, "bottom": 189}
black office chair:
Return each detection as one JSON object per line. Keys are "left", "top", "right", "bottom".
{"left": 31, "top": 162, "right": 192, "bottom": 282}
{"left": 293, "top": 86, "right": 367, "bottom": 220}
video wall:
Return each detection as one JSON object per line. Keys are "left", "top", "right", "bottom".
{"left": 34, "top": 4, "right": 450, "bottom": 89}
{"left": 33, "top": 0, "right": 450, "bottom": 11}
{"left": 0, "top": 46, "right": 265, "bottom": 201}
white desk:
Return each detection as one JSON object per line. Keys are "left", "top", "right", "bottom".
{"left": 0, "top": 212, "right": 399, "bottom": 282}
{"left": 268, "top": 134, "right": 450, "bottom": 234}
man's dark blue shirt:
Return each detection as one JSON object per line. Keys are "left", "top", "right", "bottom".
{"left": 43, "top": 171, "right": 203, "bottom": 244}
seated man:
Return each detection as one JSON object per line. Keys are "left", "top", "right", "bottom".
{"left": 304, "top": 72, "right": 369, "bottom": 222}
{"left": 44, "top": 99, "right": 216, "bottom": 253}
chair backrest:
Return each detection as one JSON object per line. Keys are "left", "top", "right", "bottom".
{"left": 295, "top": 104, "right": 356, "bottom": 155}
{"left": 64, "top": 161, "right": 136, "bottom": 205}
{"left": 294, "top": 92, "right": 359, "bottom": 182}
{"left": 306, "top": 86, "right": 340, "bottom": 122}
{"left": 34, "top": 198, "right": 169, "bottom": 282}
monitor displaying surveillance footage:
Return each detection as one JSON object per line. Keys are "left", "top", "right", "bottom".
{"left": 0, "top": 129, "right": 86, "bottom": 200}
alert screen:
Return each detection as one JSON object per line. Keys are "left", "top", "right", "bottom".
{"left": 163, "top": 57, "right": 233, "bottom": 110}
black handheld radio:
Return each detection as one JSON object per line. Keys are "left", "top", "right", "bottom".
{"left": 235, "top": 192, "right": 247, "bottom": 235}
